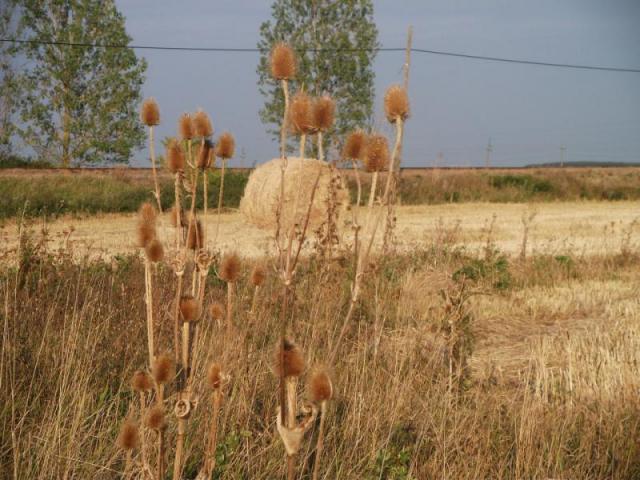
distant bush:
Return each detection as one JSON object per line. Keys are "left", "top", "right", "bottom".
{"left": 0, "top": 154, "right": 54, "bottom": 169}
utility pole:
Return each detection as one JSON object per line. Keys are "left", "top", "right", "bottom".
{"left": 403, "top": 25, "right": 413, "bottom": 91}
{"left": 560, "top": 145, "right": 566, "bottom": 168}
{"left": 485, "top": 138, "right": 493, "bottom": 168}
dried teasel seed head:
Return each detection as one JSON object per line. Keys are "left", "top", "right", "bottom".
{"left": 193, "top": 109, "right": 213, "bottom": 138}
{"left": 275, "top": 338, "right": 305, "bottom": 378}
{"left": 215, "top": 132, "right": 235, "bottom": 160}
{"left": 152, "top": 354, "right": 174, "bottom": 384}
{"left": 342, "top": 130, "right": 367, "bottom": 161}
{"left": 117, "top": 420, "right": 139, "bottom": 450}
{"left": 219, "top": 252, "right": 241, "bottom": 283}
{"left": 312, "top": 95, "right": 335, "bottom": 132}
{"left": 250, "top": 264, "right": 266, "bottom": 287}
{"left": 289, "top": 91, "right": 314, "bottom": 136}
{"left": 131, "top": 370, "right": 153, "bottom": 392}
{"left": 178, "top": 113, "right": 194, "bottom": 140}
{"left": 197, "top": 139, "right": 213, "bottom": 170}
{"left": 186, "top": 219, "right": 204, "bottom": 250}
{"left": 137, "top": 224, "right": 155, "bottom": 248}
{"left": 309, "top": 368, "right": 333, "bottom": 403}
{"left": 145, "top": 238, "right": 164, "bottom": 263}
{"left": 180, "top": 295, "right": 202, "bottom": 323}
{"left": 145, "top": 405, "right": 166, "bottom": 431}
{"left": 139, "top": 202, "right": 157, "bottom": 226}
{"left": 167, "top": 139, "right": 185, "bottom": 173}
{"left": 384, "top": 85, "right": 410, "bottom": 123}
{"left": 140, "top": 98, "right": 160, "bottom": 126}
{"left": 270, "top": 42, "right": 297, "bottom": 80}
{"left": 364, "top": 134, "right": 390, "bottom": 173}
{"left": 209, "top": 302, "right": 225, "bottom": 321}
{"left": 207, "top": 362, "right": 222, "bottom": 389}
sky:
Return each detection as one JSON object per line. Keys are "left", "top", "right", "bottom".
{"left": 114, "top": 0, "right": 640, "bottom": 168}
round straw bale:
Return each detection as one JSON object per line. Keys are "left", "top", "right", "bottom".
{"left": 240, "top": 157, "right": 349, "bottom": 231}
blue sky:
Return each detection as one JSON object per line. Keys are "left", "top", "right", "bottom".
{"left": 115, "top": 0, "right": 640, "bottom": 167}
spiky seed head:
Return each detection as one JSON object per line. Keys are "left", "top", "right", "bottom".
{"left": 342, "top": 130, "right": 367, "bottom": 161}
{"left": 178, "top": 113, "right": 194, "bottom": 140}
{"left": 180, "top": 295, "right": 202, "bottom": 323}
{"left": 219, "top": 252, "right": 241, "bottom": 283}
{"left": 209, "top": 302, "right": 225, "bottom": 321}
{"left": 384, "top": 85, "right": 410, "bottom": 123}
{"left": 167, "top": 139, "right": 185, "bottom": 173}
{"left": 309, "top": 368, "right": 333, "bottom": 403}
{"left": 197, "top": 139, "right": 213, "bottom": 170}
{"left": 364, "top": 134, "right": 390, "bottom": 172}
{"left": 145, "top": 238, "right": 164, "bottom": 263}
{"left": 250, "top": 264, "right": 266, "bottom": 287}
{"left": 145, "top": 405, "right": 166, "bottom": 431}
{"left": 186, "top": 219, "right": 204, "bottom": 250}
{"left": 141, "top": 98, "right": 160, "bottom": 126}
{"left": 193, "top": 109, "right": 213, "bottom": 138}
{"left": 152, "top": 354, "right": 174, "bottom": 384}
{"left": 275, "top": 338, "right": 305, "bottom": 378}
{"left": 312, "top": 96, "right": 335, "bottom": 132}
{"left": 131, "top": 370, "right": 153, "bottom": 392}
{"left": 289, "top": 91, "right": 314, "bottom": 136}
{"left": 215, "top": 132, "right": 235, "bottom": 160}
{"left": 207, "top": 363, "right": 222, "bottom": 389}
{"left": 139, "top": 202, "right": 157, "bottom": 226}
{"left": 270, "top": 42, "right": 297, "bottom": 80}
{"left": 117, "top": 420, "right": 139, "bottom": 450}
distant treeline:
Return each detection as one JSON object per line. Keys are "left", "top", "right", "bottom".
{"left": 1, "top": 165, "right": 639, "bottom": 219}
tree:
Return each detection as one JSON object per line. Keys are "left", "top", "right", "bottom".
{"left": 257, "top": 0, "right": 378, "bottom": 155}
{"left": 16, "top": 0, "right": 146, "bottom": 166}
{"left": 0, "top": 0, "right": 20, "bottom": 158}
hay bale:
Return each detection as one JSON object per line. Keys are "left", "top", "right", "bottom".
{"left": 240, "top": 157, "right": 349, "bottom": 231}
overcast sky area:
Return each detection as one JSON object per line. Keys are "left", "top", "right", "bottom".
{"left": 115, "top": 0, "right": 640, "bottom": 168}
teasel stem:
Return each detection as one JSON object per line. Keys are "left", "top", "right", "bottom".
{"left": 184, "top": 143, "right": 201, "bottom": 255}
{"left": 174, "top": 418, "right": 186, "bottom": 480}
{"left": 275, "top": 79, "right": 290, "bottom": 255}
{"left": 299, "top": 134, "right": 306, "bottom": 159}
{"left": 286, "top": 377, "right": 298, "bottom": 480}
{"left": 250, "top": 285, "right": 260, "bottom": 316}
{"left": 226, "top": 281, "right": 235, "bottom": 340}
{"left": 144, "top": 257, "right": 155, "bottom": 367}
{"left": 204, "top": 388, "right": 222, "bottom": 477}
{"left": 203, "top": 170, "right": 209, "bottom": 218}
{"left": 156, "top": 385, "right": 165, "bottom": 480}
{"left": 137, "top": 391, "right": 152, "bottom": 478}
{"left": 214, "top": 159, "right": 226, "bottom": 242}
{"left": 317, "top": 131, "right": 324, "bottom": 163}
{"left": 173, "top": 272, "right": 183, "bottom": 366}
{"left": 174, "top": 173, "right": 182, "bottom": 249}
{"left": 312, "top": 401, "right": 328, "bottom": 480}
{"left": 149, "top": 126, "right": 163, "bottom": 214}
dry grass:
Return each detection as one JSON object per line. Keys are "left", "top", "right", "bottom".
{"left": 2, "top": 229, "right": 639, "bottom": 478}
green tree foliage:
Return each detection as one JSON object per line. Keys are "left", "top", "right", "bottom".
{"left": 0, "top": 0, "right": 20, "bottom": 157}
{"left": 257, "top": 0, "right": 378, "bottom": 155}
{"left": 16, "top": 0, "right": 146, "bottom": 166}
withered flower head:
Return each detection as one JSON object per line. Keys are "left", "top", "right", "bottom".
{"left": 363, "top": 134, "right": 390, "bottom": 173}
{"left": 152, "top": 354, "right": 174, "bottom": 384}
{"left": 131, "top": 370, "right": 153, "bottom": 392}
{"left": 274, "top": 338, "right": 305, "bottom": 378}
{"left": 219, "top": 252, "right": 241, "bottom": 283}
{"left": 384, "top": 85, "right": 410, "bottom": 123}
{"left": 145, "top": 405, "right": 166, "bottom": 431}
{"left": 179, "top": 113, "right": 194, "bottom": 140}
{"left": 207, "top": 362, "right": 222, "bottom": 389}
{"left": 312, "top": 95, "right": 335, "bottom": 133}
{"left": 117, "top": 420, "right": 139, "bottom": 450}
{"left": 309, "top": 368, "right": 333, "bottom": 403}
{"left": 209, "top": 302, "right": 225, "bottom": 322}
{"left": 250, "top": 264, "right": 266, "bottom": 287}
{"left": 167, "top": 139, "right": 185, "bottom": 173}
{"left": 187, "top": 219, "right": 204, "bottom": 250}
{"left": 270, "top": 42, "right": 297, "bottom": 80}
{"left": 193, "top": 109, "right": 214, "bottom": 138}
{"left": 289, "top": 91, "right": 314, "bottom": 136}
{"left": 180, "top": 295, "right": 202, "bottom": 323}
{"left": 145, "top": 238, "right": 164, "bottom": 263}
{"left": 342, "top": 130, "right": 367, "bottom": 162}
{"left": 141, "top": 98, "right": 160, "bottom": 126}
{"left": 215, "top": 132, "right": 235, "bottom": 160}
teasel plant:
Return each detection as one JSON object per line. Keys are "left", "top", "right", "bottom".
{"left": 308, "top": 369, "right": 334, "bottom": 480}
{"left": 269, "top": 42, "right": 323, "bottom": 480}
{"left": 275, "top": 339, "right": 317, "bottom": 480}
{"left": 197, "top": 139, "right": 214, "bottom": 218}
{"left": 152, "top": 353, "right": 174, "bottom": 480}
{"left": 330, "top": 85, "right": 410, "bottom": 363}
{"left": 249, "top": 263, "right": 266, "bottom": 316}
{"left": 382, "top": 85, "right": 410, "bottom": 252}
{"left": 342, "top": 130, "right": 368, "bottom": 261}
{"left": 214, "top": 132, "right": 235, "bottom": 241}
{"left": 117, "top": 419, "right": 140, "bottom": 477}
{"left": 166, "top": 139, "right": 186, "bottom": 248}
{"left": 141, "top": 98, "right": 163, "bottom": 213}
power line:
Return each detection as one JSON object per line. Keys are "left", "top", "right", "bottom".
{"left": 2, "top": 37, "right": 639, "bottom": 73}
